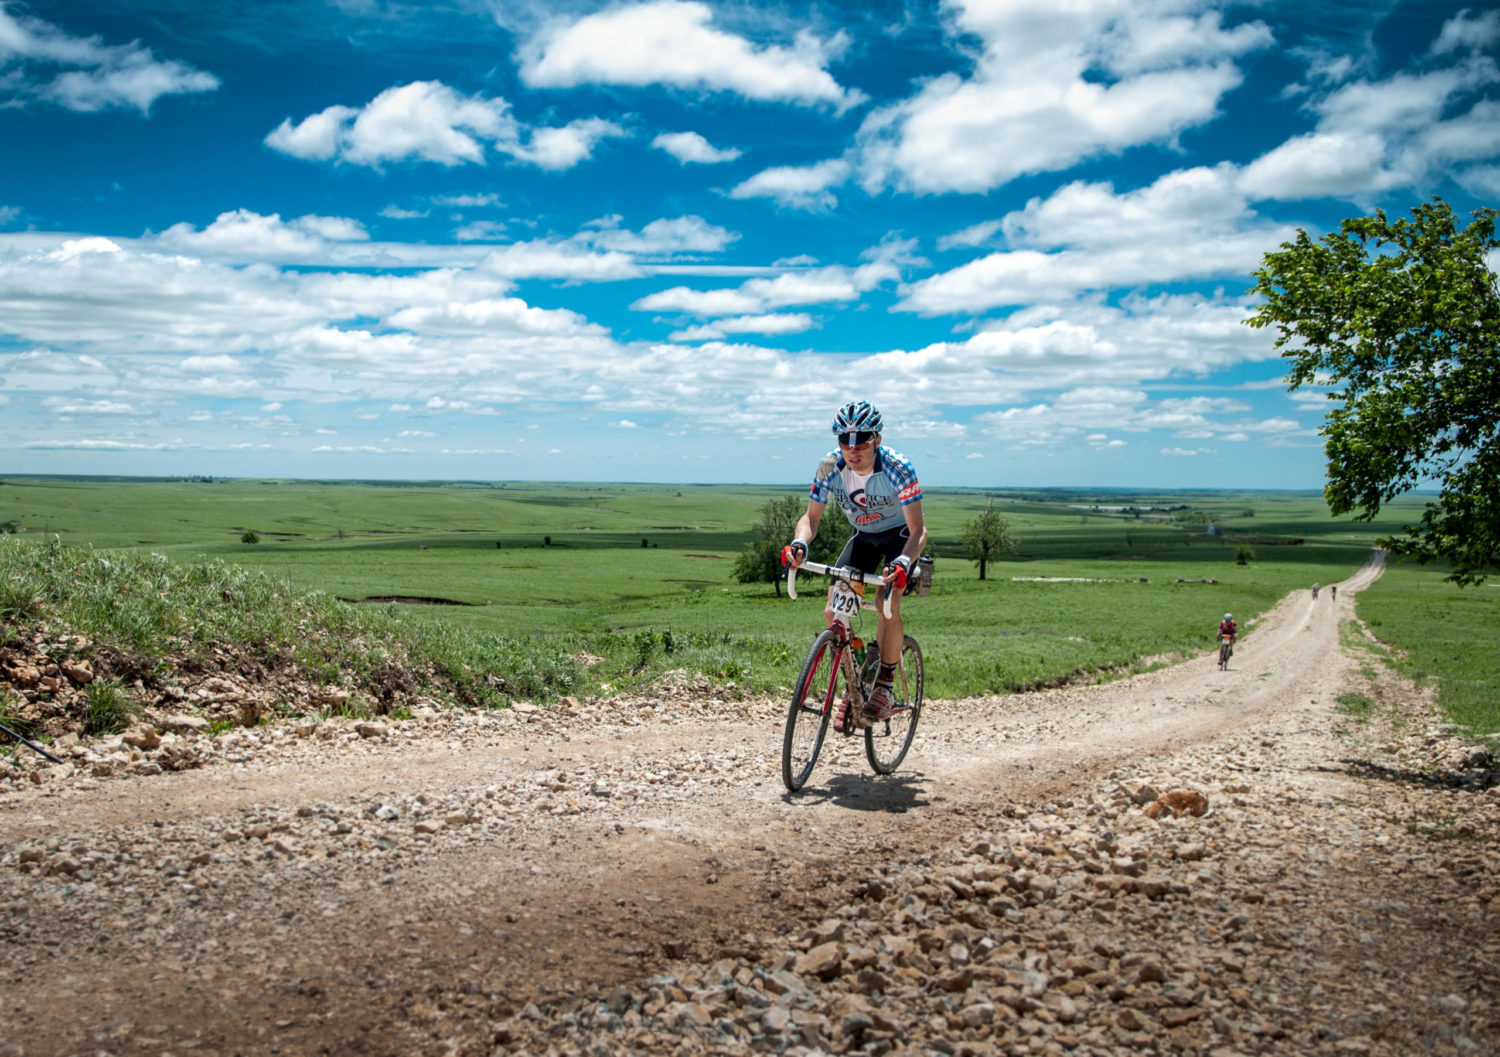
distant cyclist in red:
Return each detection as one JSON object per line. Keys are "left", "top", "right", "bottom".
{"left": 1218, "top": 613, "right": 1238, "bottom": 644}
{"left": 782, "top": 400, "right": 927, "bottom": 728}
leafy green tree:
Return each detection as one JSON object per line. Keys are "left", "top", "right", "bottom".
{"left": 1247, "top": 199, "right": 1500, "bottom": 585}
{"left": 960, "top": 500, "right": 1017, "bottom": 581}
{"left": 240, "top": 530, "right": 260, "bottom": 544}
{"left": 734, "top": 494, "right": 849, "bottom": 595}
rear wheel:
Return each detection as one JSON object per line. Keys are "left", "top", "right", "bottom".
{"left": 782, "top": 630, "right": 842, "bottom": 792}
{"left": 1219, "top": 639, "right": 1231, "bottom": 670}
{"left": 865, "top": 635, "right": 923, "bottom": 775}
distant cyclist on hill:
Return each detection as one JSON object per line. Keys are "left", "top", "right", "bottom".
{"left": 782, "top": 400, "right": 927, "bottom": 729}
{"left": 1218, "top": 613, "right": 1238, "bottom": 645}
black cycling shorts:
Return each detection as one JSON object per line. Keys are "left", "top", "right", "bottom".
{"left": 836, "top": 525, "right": 910, "bottom": 576}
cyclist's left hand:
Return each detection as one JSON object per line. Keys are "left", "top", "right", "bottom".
{"left": 884, "top": 555, "right": 912, "bottom": 593}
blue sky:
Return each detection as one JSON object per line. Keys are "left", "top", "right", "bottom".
{"left": 2, "top": 0, "right": 1497, "bottom": 489}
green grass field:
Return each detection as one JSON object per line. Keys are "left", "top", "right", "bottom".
{"left": 2, "top": 476, "right": 1492, "bottom": 735}
{"left": 1354, "top": 559, "right": 1500, "bottom": 745}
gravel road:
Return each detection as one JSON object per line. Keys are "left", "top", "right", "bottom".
{"left": 2, "top": 551, "right": 1495, "bottom": 1057}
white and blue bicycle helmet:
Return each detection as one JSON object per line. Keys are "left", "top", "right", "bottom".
{"left": 832, "top": 400, "right": 883, "bottom": 436}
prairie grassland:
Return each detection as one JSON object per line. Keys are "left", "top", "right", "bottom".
{"left": 1354, "top": 559, "right": 1500, "bottom": 745}
{"left": 0, "top": 476, "right": 1464, "bottom": 701}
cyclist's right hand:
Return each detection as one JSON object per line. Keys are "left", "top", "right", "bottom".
{"left": 781, "top": 540, "right": 808, "bottom": 568}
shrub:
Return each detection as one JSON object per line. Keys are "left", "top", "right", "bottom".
{"left": 84, "top": 679, "right": 136, "bottom": 736}
{"left": 241, "top": 530, "right": 260, "bottom": 544}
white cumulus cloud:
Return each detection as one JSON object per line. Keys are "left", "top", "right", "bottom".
{"left": 899, "top": 168, "right": 1296, "bottom": 315}
{"left": 519, "top": 0, "right": 864, "bottom": 111}
{"left": 510, "top": 117, "right": 627, "bottom": 170}
{"left": 653, "top": 131, "right": 742, "bottom": 164}
{"left": 634, "top": 254, "right": 896, "bottom": 317}
{"left": 0, "top": 4, "right": 218, "bottom": 113}
{"left": 668, "top": 313, "right": 814, "bottom": 342}
{"left": 730, "top": 158, "right": 851, "bottom": 211}
{"left": 265, "top": 81, "right": 624, "bottom": 171}
{"left": 856, "top": 0, "right": 1271, "bottom": 195}
{"left": 582, "top": 215, "right": 738, "bottom": 256}
{"left": 155, "top": 210, "right": 370, "bottom": 258}
{"left": 266, "top": 81, "right": 514, "bottom": 166}
{"left": 1239, "top": 14, "right": 1500, "bottom": 201}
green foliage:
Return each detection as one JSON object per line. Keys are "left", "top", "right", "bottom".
{"left": 734, "top": 493, "right": 848, "bottom": 595}
{"left": 84, "top": 678, "right": 137, "bottom": 736}
{"left": 734, "top": 494, "right": 801, "bottom": 594}
{"left": 1236, "top": 546, "right": 1255, "bottom": 566}
{"left": 733, "top": 537, "right": 782, "bottom": 593}
{"left": 241, "top": 530, "right": 260, "bottom": 544}
{"left": 1247, "top": 199, "right": 1500, "bottom": 585}
{"left": 960, "top": 500, "right": 1018, "bottom": 580}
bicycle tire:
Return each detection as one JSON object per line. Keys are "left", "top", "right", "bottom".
{"left": 782, "top": 630, "right": 842, "bottom": 792}
{"left": 865, "top": 634, "right": 923, "bottom": 775}
{"left": 1219, "top": 640, "right": 1231, "bottom": 670}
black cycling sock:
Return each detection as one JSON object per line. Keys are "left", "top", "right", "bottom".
{"left": 877, "top": 662, "right": 896, "bottom": 685}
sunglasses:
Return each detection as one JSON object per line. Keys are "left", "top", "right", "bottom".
{"left": 837, "top": 431, "right": 877, "bottom": 447}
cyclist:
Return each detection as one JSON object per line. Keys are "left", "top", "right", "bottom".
{"left": 1331, "top": 584, "right": 1337, "bottom": 601}
{"left": 1218, "top": 613, "right": 1238, "bottom": 646}
{"left": 782, "top": 400, "right": 927, "bottom": 730}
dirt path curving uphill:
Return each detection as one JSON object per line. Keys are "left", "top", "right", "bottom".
{"left": 2, "top": 550, "right": 1495, "bottom": 1057}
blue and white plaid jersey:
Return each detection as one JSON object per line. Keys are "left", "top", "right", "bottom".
{"left": 809, "top": 446, "right": 922, "bottom": 534}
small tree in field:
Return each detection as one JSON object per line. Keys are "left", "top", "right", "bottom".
{"left": 1236, "top": 546, "right": 1255, "bottom": 566}
{"left": 1247, "top": 198, "right": 1499, "bottom": 585}
{"left": 961, "top": 500, "right": 1017, "bottom": 581}
{"left": 241, "top": 530, "right": 260, "bottom": 544}
{"left": 734, "top": 494, "right": 849, "bottom": 596}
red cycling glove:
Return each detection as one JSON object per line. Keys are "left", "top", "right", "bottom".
{"left": 885, "top": 555, "right": 912, "bottom": 592}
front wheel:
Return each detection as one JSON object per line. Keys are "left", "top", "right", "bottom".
{"left": 865, "top": 635, "right": 923, "bottom": 775}
{"left": 1218, "top": 640, "right": 1231, "bottom": 670}
{"left": 782, "top": 630, "right": 843, "bottom": 792}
